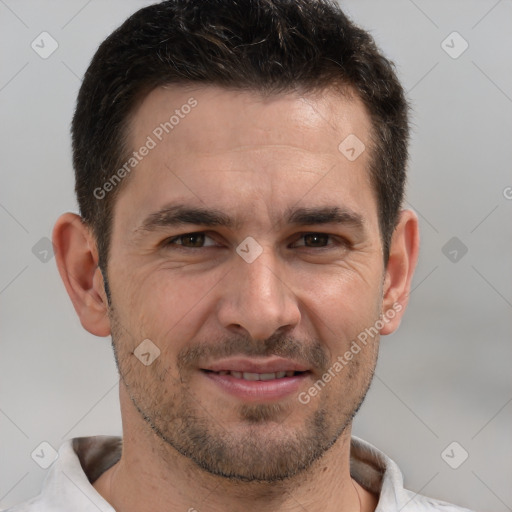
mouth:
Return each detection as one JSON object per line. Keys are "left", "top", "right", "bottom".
{"left": 202, "top": 369, "right": 307, "bottom": 380}
{"left": 199, "top": 358, "right": 312, "bottom": 402}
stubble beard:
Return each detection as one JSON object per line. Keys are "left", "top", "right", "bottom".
{"left": 108, "top": 305, "right": 377, "bottom": 483}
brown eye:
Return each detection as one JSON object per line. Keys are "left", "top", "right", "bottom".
{"left": 292, "top": 233, "right": 333, "bottom": 248}
{"left": 164, "top": 232, "right": 217, "bottom": 248}
{"left": 179, "top": 233, "right": 205, "bottom": 247}
{"left": 303, "top": 233, "right": 330, "bottom": 247}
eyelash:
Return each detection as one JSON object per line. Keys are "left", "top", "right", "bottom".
{"left": 162, "top": 232, "right": 348, "bottom": 250}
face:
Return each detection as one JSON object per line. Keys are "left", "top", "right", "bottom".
{"left": 106, "top": 85, "right": 386, "bottom": 481}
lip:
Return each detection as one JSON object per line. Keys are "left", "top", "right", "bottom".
{"left": 202, "top": 370, "right": 310, "bottom": 402}
{"left": 201, "top": 356, "right": 310, "bottom": 374}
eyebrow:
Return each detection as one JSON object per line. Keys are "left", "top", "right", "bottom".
{"left": 285, "top": 206, "right": 364, "bottom": 230}
{"left": 135, "top": 203, "right": 365, "bottom": 235}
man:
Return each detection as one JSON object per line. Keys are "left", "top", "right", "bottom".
{"left": 6, "top": 0, "right": 474, "bottom": 511}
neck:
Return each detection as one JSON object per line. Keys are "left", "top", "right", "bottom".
{"left": 93, "top": 386, "right": 378, "bottom": 512}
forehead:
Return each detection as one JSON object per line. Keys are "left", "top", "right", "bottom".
{"left": 115, "top": 84, "right": 376, "bottom": 232}
{"left": 129, "top": 85, "right": 371, "bottom": 159}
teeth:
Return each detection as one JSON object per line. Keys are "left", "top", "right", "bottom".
{"left": 215, "top": 370, "right": 298, "bottom": 380}
{"left": 242, "top": 372, "right": 260, "bottom": 381}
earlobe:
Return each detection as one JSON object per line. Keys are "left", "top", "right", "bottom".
{"left": 380, "top": 209, "right": 420, "bottom": 336}
{"left": 52, "top": 213, "right": 111, "bottom": 337}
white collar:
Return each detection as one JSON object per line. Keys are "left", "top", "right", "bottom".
{"left": 8, "top": 435, "right": 472, "bottom": 512}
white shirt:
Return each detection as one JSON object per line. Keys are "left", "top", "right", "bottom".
{"left": 4, "top": 435, "right": 474, "bottom": 512}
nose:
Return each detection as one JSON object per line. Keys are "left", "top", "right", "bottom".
{"left": 216, "top": 249, "right": 301, "bottom": 341}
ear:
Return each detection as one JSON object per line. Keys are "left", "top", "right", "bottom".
{"left": 52, "top": 213, "right": 111, "bottom": 337}
{"left": 379, "top": 209, "right": 420, "bottom": 335}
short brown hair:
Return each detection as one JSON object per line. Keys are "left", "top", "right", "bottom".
{"left": 72, "top": 0, "right": 409, "bottom": 271}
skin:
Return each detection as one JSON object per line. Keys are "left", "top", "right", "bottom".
{"left": 53, "top": 85, "right": 419, "bottom": 512}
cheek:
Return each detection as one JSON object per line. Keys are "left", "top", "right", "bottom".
{"left": 121, "top": 267, "right": 222, "bottom": 348}
{"left": 297, "top": 266, "right": 382, "bottom": 337}
{"left": 293, "top": 269, "right": 382, "bottom": 384}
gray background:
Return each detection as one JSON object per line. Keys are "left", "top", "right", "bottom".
{"left": 1, "top": 1, "right": 511, "bottom": 510}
